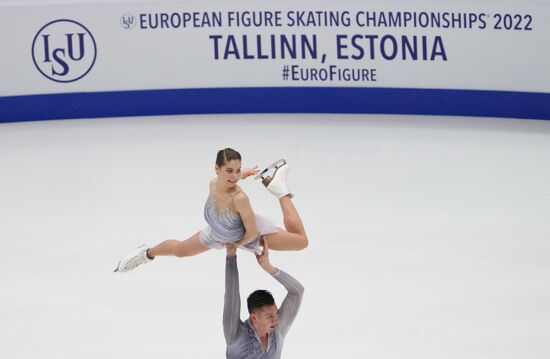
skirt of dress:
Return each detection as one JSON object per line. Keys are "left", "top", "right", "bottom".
{"left": 199, "top": 214, "right": 277, "bottom": 255}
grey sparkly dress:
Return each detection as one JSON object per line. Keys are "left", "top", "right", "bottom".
{"left": 199, "top": 193, "right": 277, "bottom": 254}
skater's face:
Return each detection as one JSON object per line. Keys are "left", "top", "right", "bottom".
{"left": 216, "top": 159, "right": 241, "bottom": 187}
{"left": 251, "top": 304, "right": 278, "bottom": 334}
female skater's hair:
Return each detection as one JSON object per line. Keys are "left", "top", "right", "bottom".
{"left": 216, "top": 148, "right": 241, "bottom": 167}
{"left": 247, "top": 290, "right": 275, "bottom": 313}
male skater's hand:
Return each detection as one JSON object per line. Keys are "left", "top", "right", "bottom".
{"left": 255, "top": 237, "right": 277, "bottom": 275}
{"left": 226, "top": 243, "right": 237, "bottom": 257}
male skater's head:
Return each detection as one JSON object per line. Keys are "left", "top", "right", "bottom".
{"left": 247, "top": 290, "right": 278, "bottom": 334}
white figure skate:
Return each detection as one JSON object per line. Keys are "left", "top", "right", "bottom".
{"left": 114, "top": 245, "right": 153, "bottom": 273}
{"left": 255, "top": 159, "right": 294, "bottom": 199}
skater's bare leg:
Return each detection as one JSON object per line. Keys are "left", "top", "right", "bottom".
{"left": 147, "top": 231, "right": 209, "bottom": 258}
{"left": 279, "top": 196, "right": 306, "bottom": 236}
{"left": 265, "top": 196, "right": 308, "bottom": 251}
{"left": 114, "top": 232, "right": 210, "bottom": 272}
{"left": 265, "top": 229, "right": 307, "bottom": 251}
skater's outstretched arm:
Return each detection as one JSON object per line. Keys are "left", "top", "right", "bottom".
{"left": 240, "top": 166, "right": 259, "bottom": 180}
{"left": 232, "top": 192, "right": 259, "bottom": 246}
{"left": 223, "top": 245, "right": 243, "bottom": 345}
{"left": 256, "top": 238, "right": 304, "bottom": 337}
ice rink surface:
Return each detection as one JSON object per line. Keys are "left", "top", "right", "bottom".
{"left": 1, "top": 114, "right": 549, "bottom": 358}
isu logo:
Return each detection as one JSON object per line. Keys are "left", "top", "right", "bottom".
{"left": 120, "top": 14, "right": 136, "bottom": 29}
{"left": 32, "top": 19, "right": 97, "bottom": 83}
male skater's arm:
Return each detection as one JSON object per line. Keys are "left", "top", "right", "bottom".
{"left": 223, "top": 245, "right": 243, "bottom": 344}
{"left": 256, "top": 238, "right": 305, "bottom": 337}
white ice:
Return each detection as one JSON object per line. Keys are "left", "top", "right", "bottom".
{"left": 1, "top": 114, "right": 549, "bottom": 358}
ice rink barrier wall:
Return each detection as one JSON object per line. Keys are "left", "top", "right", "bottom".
{"left": 1, "top": 0, "right": 549, "bottom": 123}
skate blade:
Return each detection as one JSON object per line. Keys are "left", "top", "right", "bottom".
{"left": 114, "top": 260, "right": 122, "bottom": 273}
{"left": 254, "top": 159, "right": 287, "bottom": 180}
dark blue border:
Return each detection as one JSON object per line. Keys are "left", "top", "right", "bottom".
{"left": 1, "top": 87, "right": 549, "bottom": 123}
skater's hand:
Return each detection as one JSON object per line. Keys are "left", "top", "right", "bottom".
{"left": 225, "top": 243, "right": 237, "bottom": 257}
{"left": 255, "top": 237, "right": 277, "bottom": 275}
{"left": 241, "top": 166, "right": 259, "bottom": 180}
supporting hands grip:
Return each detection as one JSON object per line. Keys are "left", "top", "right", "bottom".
{"left": 255, "top": 237, "right": 277, "bottom": 275}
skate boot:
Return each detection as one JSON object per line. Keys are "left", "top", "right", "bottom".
{"left": 255, "top": 159, "right": 294, "bottom": 199}
{"left": 114, "top": 245, "right": 153, "bottom": 273}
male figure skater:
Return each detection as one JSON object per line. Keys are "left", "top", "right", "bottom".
{"left": 224, "top": 238, "right": 304, "bottom": 358}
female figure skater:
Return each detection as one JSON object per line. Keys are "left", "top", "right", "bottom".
{"left": 114, "top": 148, "right": 308, "bottom": 273}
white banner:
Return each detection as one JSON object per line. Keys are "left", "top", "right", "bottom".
{"left": 0, "top": 0, "right": 549, "bottom": 121}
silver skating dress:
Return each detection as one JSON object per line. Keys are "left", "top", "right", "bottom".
{"left": 199, "top": 193, "right": 277, "bottom": 255}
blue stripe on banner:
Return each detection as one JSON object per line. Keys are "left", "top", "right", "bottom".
{"left": 0, "top": 87, "right": 549, "bottom": 123}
